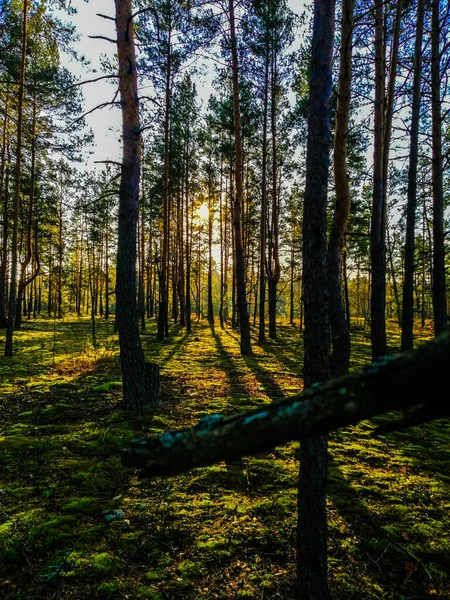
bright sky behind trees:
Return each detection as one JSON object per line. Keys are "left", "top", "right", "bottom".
{"left": 61, "top": 0, "right": 306, "bottom": 168}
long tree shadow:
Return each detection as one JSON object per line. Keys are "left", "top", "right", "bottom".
{"left": 145, "top": 329, "right": 189, "bottom": 368}
{"left": 205, "top": 325, "right": 255, "bottom": 493}
{"left": 327, "top": 461, "right": 449, "bottom": 597}
{"left": 242, "top": 352, "right": 293, "bottom": 402}
{"left": 378, "top": 419, "right": 450, "bottom": 487}
{"left": 209, "top": 326, "right": 253, "bottom": 404}
{"left": 258, "top": 325, "right": 304, "bottom": 372}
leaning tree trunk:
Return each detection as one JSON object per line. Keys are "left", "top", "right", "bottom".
{"left": 431, "top": 0, "right": 447, "bottom": 335}
{"left": 298, "top": 0, "right": 334, "bottom": 598}
{"left": 229, "top": 0, "right": 252, "bottom": 355}
{"left": 114, "top": 0, "right": 158, "bottom": 410}
{"left": 326, "top": 0, "right": 353, "bottom": 377}
{"left": 5, "top": 0, "right": 28, "bottom": 357}
{"left": 370, "top": 0, "right": 387, "bottom": 360}
{"left": 401, "top": 0, "right": 424, "bottom": 351}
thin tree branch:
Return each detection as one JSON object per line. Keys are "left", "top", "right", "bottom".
{"left": 68, "top": 100, "right": 120, "bottom": 127}
{"left": 65, "top": 75, "right": 119, "bottom": 90}
{"left": 88, "top": 35, "right": 117, "bottom": 44}
{"left": 94, "top": 160, "right": 122, "bottom": 167}
{"left": 97, "top": 13, "right": 116, "bottom": 22}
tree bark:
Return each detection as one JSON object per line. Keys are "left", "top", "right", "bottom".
{"left": 401, "top": 0, "right": 424, "bottom": 350}
{"left": 207, "top": 147, "right": 214, "bottom": 325}
{"left": 219, "top": 152, "right": 225, "bottom": 329}
{"left": 370, "top": 0, "right": 387, "bottom": 360}
{"left": 229, "top": 0, "right": 252, "bottom": 355}
{"left": 0, "top": 98, "right": 9, "bottom": 329}
{"left": 157, "top": 13, "right": 172, "bottom": 340}
{"left": 185, "top": 128, "right": 192, "bottom": 333}
{"left": 5, "top": 0, "right": 28, "bottom": 356}
{"left": 327, "top": 0, "right": 353, "bottom": 377}
{"left": 258, "top": 42, "right": 269, "bottom": 342}
{"left": 267, "top": 45, "right": 280, "bottom": 340}
{"left": 299, "top": 0, "right": 334, "bottom": 597}
{"left": 115, "top": 0, "right": 158, "bottom": 410}
{"left": 431, "top": 0, "right": 447, "bottom": 335}
{"left": 15, "top": 79, "right": 40, "bottom": 329}
{"left": 138, "top": 159, "right": 146, "bottom": 331}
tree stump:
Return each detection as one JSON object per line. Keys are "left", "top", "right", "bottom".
{"left": 145, "top": 362, "right": 160, "bottom": 407}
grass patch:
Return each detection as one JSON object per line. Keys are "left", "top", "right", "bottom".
{"left": 0, "top": 316, "right": 448, "bottom": 599}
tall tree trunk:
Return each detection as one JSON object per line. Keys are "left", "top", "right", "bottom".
{"left": 229, "top": 0, "right": 252, "bottom": 355}
{"left": 0, "top": 101, "right": 9, "bottom": 328}
{"left": 48, "top": 249, "right": 53, "bottom": 317}
{"left": 380, "top": 0, "right": 403, "bottom": 335}
{"left": 185, "top": 130, "right": 192, "bottom": 333}
{"left": 178, "top": 185, "right": 186, "bottom": 327}
{"left": 157, "top": 18, "right": 172, "bottom": 340}
{"left": 138, "top": 158, "right": 146, "bottom": 331}
{"left": 57, "top": 189, "right": 63, "bottom": 318}
{"left": 219, "top": 154, "right": 225, "bottom": 329}
{"left": 401, "top": 0, "right": 424, "bottom": 350}
{"left": 431, "top": 0, "right": 447, "bottom": 335}
{"left": 207, "top": 160, "right": 214, "bottom": 325}
{"left": 298, "top": 0, "right": 334, "bottom": 598}
{"left": 370, "top": 0, "right": 387, "bottom": 360}
{"left": 223, "top": 172, "right": 229, "bottom": 324}
{"left": 327, "top": 0, "right": 353, "bottom": 377}
{"left": 267, "top": 47, "right": 280, "bottom": 340}
{"left": 114, "top": 0, "right": 158, "bottom": 410}
{"left": 258, "top": 75, "right": 267, "bottom": 339}
{"left": 290, "top": 235, "right": 295, "bottom": 325}
{"left": 105, "top": 198, "right": 110, "bottom": 320}
{"left": 386, "top": 226, "right": 401, "bottom": 326}
{"left": 16, "top": 86, "right": 39, "bottom": 329}
{"left": 5, "top": 0, "right": 28, "bottom": 356}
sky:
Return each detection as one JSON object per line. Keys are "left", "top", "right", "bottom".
{"left": 61, "top": 0, "right": 307, "bottom": 170}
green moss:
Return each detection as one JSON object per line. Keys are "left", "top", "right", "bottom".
{"left": 90, "top": 552, "right": 120, "bottom": 574}
{"left": 17, "top": 411, "right": 34, "bottom": 422}
{"left": 0, "top": 521, "right": 20, "bottom": 561}
{"left": 96, "top": 581, "right": 119, "bottom": 597}
{"left": 61, "top": 496, "right": 98, "bottom": 514}
{"left": 92, "top": 381, "right": 122, "bottom": 393}
{"left": 237, "top": 591, "right": 254, "bottom": 599}
{"left": 144, "top": 569, "right": 170, "bottom": 581}
{"left": 50, "top": 382, "right": 78, "bottom": 391}
{"left": 40, "top": 403, "right": 73, "bottom": 423}
{"left": 1, "top": 317, "right": 449, "bottom": 599}
{"left": 9, "top": 422, "right": 31, "bottom": 434}
{"left": 66, "top": 551, "right": 120, "bottom": 578}
{"left": 71, "top": 470, "right": 91, "bottom": 483}
{"left": 177, "top": 559, "right": 203, "bottom": 579}
{"left": 27, "top": 517, "right": 73, "bottom": 550}
{"left": 137, "top": 587, "right": 162, "bottom": 599}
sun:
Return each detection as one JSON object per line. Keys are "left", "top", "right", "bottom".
{"left": 196, "top": 203, "right": 209, "bottom": 221}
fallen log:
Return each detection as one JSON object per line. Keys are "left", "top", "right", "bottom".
{"left": 122, "top": 331, "right": 450, "bottom": 477}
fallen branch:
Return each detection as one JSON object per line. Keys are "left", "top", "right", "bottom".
{"left": 122, "top": 331, "right": 450, "bottom": 477}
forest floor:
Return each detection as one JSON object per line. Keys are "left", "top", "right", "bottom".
{"left": 1, "top": 316, "right": 449, "bottom": 600}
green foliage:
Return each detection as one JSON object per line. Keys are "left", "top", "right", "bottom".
{"left": 0, "top": 316, "right": 448, "bottom": 599}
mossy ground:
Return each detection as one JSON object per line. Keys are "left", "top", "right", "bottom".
{"left": 0, "top": 316, "right": 449, "bottom": 599}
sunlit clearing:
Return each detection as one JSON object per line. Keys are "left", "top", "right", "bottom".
{"left": 196, "top": 203, "right": 209, "bottom": 221}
